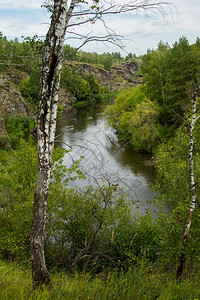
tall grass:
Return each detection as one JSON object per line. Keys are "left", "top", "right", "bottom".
{"left": 1, "top": 259, "right": 200, "bottom": 299}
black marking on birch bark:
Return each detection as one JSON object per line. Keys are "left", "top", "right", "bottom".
{"left": 48, "top": 47, "right": 57, "bottom": 96}
{"left": 191, "top": 187, "right": 196, "bottom": 196}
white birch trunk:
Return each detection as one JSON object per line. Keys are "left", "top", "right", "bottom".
{"left": 31, "top": 0, "right": 76, "bottom": 287}
{"left": 177, "top": 85, "right": 199, "bottom": 278}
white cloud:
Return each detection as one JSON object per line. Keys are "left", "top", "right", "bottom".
{"left": 0, "top": 0, "right": 199, "bottom": 55}
{"left": 0, "top": 0, "right": 42, "bottom": 9}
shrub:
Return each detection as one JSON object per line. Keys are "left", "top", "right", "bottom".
{"left": 105, "top": 86, "right": 160, "bottom": 151}
{"left": 5, "top": 116, "right": 34, "bottom": 149}
{"left": 20, "top": 68, "right": 40, "bottom": 106}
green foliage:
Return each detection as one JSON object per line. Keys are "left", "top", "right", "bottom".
{"left": 5, "top": 116, "right": 34, "bottom": 149}
{"left": 46, "top": 181, "right": 132, "bottom": 272}
{"left": 105, "top": 86, "right": 144, "bottom": 124}
{"left": 153, "top": 126, "right": 191, "bottom": 208}
{"left": 0, "top": 143, "right": 83, "bottom": 261}
{"left": 142, "top": 41, "right": 170, "bottom": 106}
{"left": 63, "top": 46, "right": 115, "bottom": 69}
{"left": 61, "top": 65, "right": 110, "bottom": 104}
{"left": 106, "top": 36, "right": 200, "bottom": 152}
{"left": 1, "top": 134, "right": 200, "bottom": 277}
{"left": 165, "top": 37, "right": 197, "bottom": 123}
{"left": 152, "top": 124, "right": 200, "bottom": 268}
{"left": 20, "top": 68, "right": 41, "bottom": 106}
{"left": 1, "top": 32, "right": 200, "bottom": 283}
{"left": 105, "top": 86, "right": 160, "bottom": 151}
{"left": 128, "top": 99, "right": 159, "bottom": 151}
{"left": 63, "top": 44, "right": 77, "bottom": 61}
{"left": 0, "top": 33, "right": 43, "bottom": 74}
{"left": 21, "top": 35, "right": 44, "bottom": 58}
{"left": 110, "top": 213, "right": 162, "bottom": 268}
{"left": 142, "top": 37, "right": 199, "bottom": 126}
{"left": 74, "top": 77, "right": 92, "bottom": 102}
{"left": 84, "top": 74, "right": 100, "bottom": 95}
{"left": 0, "top": 141, "right": 37, "bottom": 259}
{"left": 0, "top": 140, "right": 171, "bottom": 274}
{"left": 61, "top": 66, "right": 92, "bottom": 102}
{"left": 101, "top": 53, "right": 113, "bottom": 70}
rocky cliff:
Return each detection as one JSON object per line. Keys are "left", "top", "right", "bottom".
{"left": 0, "top": 74, "right": 32, "bottom": 117}
{"left": 68, "top": 61, "right": 142, "bottom": 91}
{"left": 0, "top": 73, "right": 33, "bottom": 148}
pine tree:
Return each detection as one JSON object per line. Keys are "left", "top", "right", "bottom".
{"left": 165, "top": 36, "right": 197, "bottom": 124}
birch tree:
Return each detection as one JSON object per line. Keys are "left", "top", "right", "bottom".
{"left": 31, "top": 0, "right": 172, "bottom": 287}
{"left": 176, "top": 85, "right": 200, "bottom": 278}
{"left": 30, "top": 0, "right": 75, "bottom": 287}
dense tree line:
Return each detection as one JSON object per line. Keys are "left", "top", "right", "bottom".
{"left": 63, "top": 45, "right": 136, "bottom": 69}
{"left": 0, "top": 33, "right": 43, "bottom": 74}
{"left": 106, "top": 36, "right": 200, "bottom": 151}
{"left": 0, "top": 32, "right": 136, "bottom": 74}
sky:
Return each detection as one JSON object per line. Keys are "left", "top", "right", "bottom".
{"left": 0, "top": 0, "right": 199, "bottom": 56}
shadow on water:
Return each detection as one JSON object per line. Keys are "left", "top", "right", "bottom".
{"left": 56, "top": 104, "right": 163, "bottom": 215}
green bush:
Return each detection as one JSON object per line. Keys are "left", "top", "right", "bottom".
{"left": 105, "top": 86, "right": 160, "bottom": 151}
{"left": 61, "top": 65, "right": 111, "bottom": 105}
{"left": 20, "top": 68, "right": 40, "bottom": 106}
{"left": 46, "top": 182, "right": 132, "bottom": 272}
{"left": 0, "top": 143, "right": 83, "bottom": 261}
{"left": 0, "top": 141, "right": 37, "bottom": 259}
{"left": 5, "top": 115, "right": 34, "bottom": 149}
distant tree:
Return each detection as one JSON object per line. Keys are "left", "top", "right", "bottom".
{"left": 195, "top": 37, "right": 200, "bottom": 47}
{"left": 142, "top": 41, "right": 170, "bottom": 105}
{"left": 102, "top": 53, "right": 113, "bottom": 70}
{"left": 125, "top": 52, "right": 136, "bottom": 61}
{"left": 142, "top": 38, "right": 198, "bottom": 126}
{"left": 63, "top": 44, "right": 77, "bottom": 61}
{"left": 112, "top": 51, "right": 122, "bottom": 64}
{"left": 84, "top": 74, "right": 100, "bottom": 95}
{"left": 165, "top": 37, "right": 197, "bottom": 124}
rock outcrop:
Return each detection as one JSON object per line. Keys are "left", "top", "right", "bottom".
{"left": 0, "top": 109, "right": 10, "bottom": 149}
{"left": 0, "top": 74, "right": 32, "bottom": 117}
{"left": 59, "top": 88, "right": 76, "bottom": 111}
{"left": 67, "top": 61, "right": 142, "bottom": 91}
{"left": 0, "top": 74, "right": 33, "bottom": 149}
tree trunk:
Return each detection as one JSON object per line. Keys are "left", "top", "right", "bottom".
{"left": 176, "top": 85, "right": 199, "bottom": 278}
{"left": 31, "top": 168, "right": 51, "bottom": 286}
{"left": 30, "top": 0, "right": 76, "bottom": 287}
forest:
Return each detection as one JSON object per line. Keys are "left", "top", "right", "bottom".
{"left": 1, "top": 30, "right": 200, "bottom": 298}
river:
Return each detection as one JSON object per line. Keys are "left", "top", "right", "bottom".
{"left": 56, "top": 104, "right": 158, "bottom": 215}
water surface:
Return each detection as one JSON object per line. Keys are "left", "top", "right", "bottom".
{"left": 56, "top": 105, "right": 158, "bottom": 214}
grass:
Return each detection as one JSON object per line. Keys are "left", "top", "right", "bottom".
{"left": 1, "top": 259, "right": 200, "bottom": 299}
